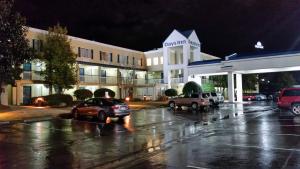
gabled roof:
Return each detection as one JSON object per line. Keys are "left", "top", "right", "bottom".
{"left": 179, "top": 30, "right": 194, "bottom": 38}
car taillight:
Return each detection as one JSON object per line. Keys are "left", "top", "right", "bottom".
{"left": 112, "top": 105, "right": 119, "bottom": 109}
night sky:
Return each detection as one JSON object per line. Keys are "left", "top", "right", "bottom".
{"left": 14, "top": 0, "right": 300, "bottom": 58}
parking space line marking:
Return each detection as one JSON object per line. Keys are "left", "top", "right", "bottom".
{"left": 281, "top": 151, "right": 294, "bottom": 169}
{"left": 187, "top": 165, "right": 209, "bottom": 169}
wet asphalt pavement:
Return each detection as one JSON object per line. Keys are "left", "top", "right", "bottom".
{"left": 1, "top": 102, "right": 300, "bottom": 169}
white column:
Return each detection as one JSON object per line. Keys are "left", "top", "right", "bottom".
{"left": 1, "top": 84, "right": 8, "bottom": 105}
{"left": 183, "top": 44, "right": 190, "bottom": 83}
{"left": 227, "top": 72, "right": 235, "bottom": 102}
{"left": 163, "top": 47, "right": 169, "bottom": 86}
{"left": 236, "top": 73, "right": 243, "bottom": 102}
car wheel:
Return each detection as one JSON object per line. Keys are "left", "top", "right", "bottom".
{"left": 291, "top": 103, "right": 300, "bottom": 116}
{"left": 98, "top": 111, "right": 107, "bottom": 122}
{"left": 191, "top": 103, "right": 198, "bottom": 110}
{"left": 169, "top": 102, "right": 176, "bottom": 109}
{"left": 73, "top": 109, "right": 80, "bottom": 119}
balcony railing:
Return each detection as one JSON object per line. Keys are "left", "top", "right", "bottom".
{"left": 22, "top": 71, "right": 44, "bottom": 81}
{"left": 171, "top": 77, "right": 184, "bottom": 84}
{"left": 79, "top": 76, "right": 165, "bottom": 85}
{"left": 21, "top": 72, "right": 165, "bottom": 85}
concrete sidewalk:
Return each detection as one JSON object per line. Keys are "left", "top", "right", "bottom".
{"left": 0, "top": 106, "right": 71, "bottom": 124}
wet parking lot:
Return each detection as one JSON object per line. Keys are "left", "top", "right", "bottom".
{"left": 1, "top": 102, "right": 300, "bottom": 169}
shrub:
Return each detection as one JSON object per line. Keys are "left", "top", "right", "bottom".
{"left": 44, "top": 94, "right": 73, "bottom": 107}
{"left": 157, "top": 95, "right": 168, "bottom": 101}
{"left": 94, "top": 88, "right": 116, "bottom": 98}
{"left": 165, "top": 89, "right": 178, "bottom": 97}
{"left": 182, "top": 81, "right": 202, "bottom": 97}
{"left": 74, "top": 89, "right": 93, "bottom": 101}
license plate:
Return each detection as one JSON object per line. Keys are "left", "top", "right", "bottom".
{"left": 120, "top": 107, "right": 126, "bottom": 110}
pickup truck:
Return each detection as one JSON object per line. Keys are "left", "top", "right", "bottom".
{"left": 168, "top": 93, "right": 210, "bottom": 110}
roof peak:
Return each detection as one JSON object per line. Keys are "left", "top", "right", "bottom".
{"left": 178, "top": 29, "right": 194, "bottom": 38}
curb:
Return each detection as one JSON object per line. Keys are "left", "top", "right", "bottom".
{"left": 0, "top": 116, "right": 55, "bottom": 125}
{"left": 23, "top": 116, "right": 54, "bottom": 123}
{"left": 0, "top": 121, "right": 10, "bottom": 125}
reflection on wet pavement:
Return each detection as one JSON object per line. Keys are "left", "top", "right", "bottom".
{"left": 1, "top": 101, "right": 299, "bottom": 169}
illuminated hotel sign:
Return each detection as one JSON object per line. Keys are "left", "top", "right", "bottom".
{"left": 164, "top": 40, "right": 200, "bottom": 47}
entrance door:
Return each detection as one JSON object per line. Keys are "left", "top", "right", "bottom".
{"left": 23, "top": 86, "right": 32, "bottom": 105}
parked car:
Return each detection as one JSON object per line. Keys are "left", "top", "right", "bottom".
{"left": 255, "top": 94, "right": 267, "bottom": 101}
{"left": 203, "top": 92, "right": 223, "bottom": 106}
{"left": 277, "top": 87, "right": 300, "bottom": 116}
{"left": 168, "top": 93, "right": 210, "bottom": 110}
{"left": 243, "top": 94, "right": 256, "bottom": 101}
{"left": 71, "top": 98, "right": 130, "bottom": 122}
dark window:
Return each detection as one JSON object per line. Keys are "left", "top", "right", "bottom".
{"left": 91, "top": 50, "right": 94, "bottom": 59}
{"left": 85, "top": 99, "right": 96, "bottom": 106}
{"left": 133, "top": 57, "right": 135, "bottom": 65}
{"left": 283, "top": 90, "right": 300, "bottom": 96}
{"left": 100, "top": 51, "right": 102, "bottom": 60}
{"left": 141, "top": 59, "right": 143, "bottom": 66}
{"left": 23, "top": 63, "right": 31, "bottom": 71}
{"left": 111, "top": 99, "right": 124, "bottom": 104}
{"left": 78, "top": 47, "right": 81, "bottom": 57}
{"left": 117, "top": 55, "right": 120, "bottom": 63}
{"left": 202, "top": 93, "right": 208, "bottom": 98}
{"left": 191, "top": 94, "right": 199, "bottom": 98}
{"left": 101, "top": 99, "right": 114, "bottom": 106}
{"left": 127, "top": 56, "right": 129, "bottom": 64}
{"left": 211, "top": 92, "right": 217, "bottom": 96}
{"left": 79, "top": 68, "right": 84, "bottom": 75}
{"left": 110, "top": 53, "right": 113, "bottom": 62}
{"left": 32, "top": 39, "right": 42, "bottom": 51}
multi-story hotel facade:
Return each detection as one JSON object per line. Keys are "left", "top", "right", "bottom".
{"left": 1, "top": 27, "right": 219, "bottom": 105}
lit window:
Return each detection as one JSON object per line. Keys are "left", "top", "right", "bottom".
{"left": 160, "top": 56, "right": 163, "bottom": 64}
{"left": 153, "top": 57, "right": 159, "bottom": 65}
{"left": 147, "top": 58, "right": 152, "bottom": 66}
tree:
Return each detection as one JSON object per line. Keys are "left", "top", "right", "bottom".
{"left": 202, "top": 82, "right": 216, "bottom": 92}
{"left": 38, "top": 24, "right": 77, "bottom": 94}
{"left": 182, "top": 81, "right": 202, "bottom": 97}
{"left": 74, "top": 89, "right": 93, "bottom": 101}
{"left": 165, "top": 89, "right": 178, "bottom": 97}
{"left": 94, "top": 88, "right": 116, "bottom": 98}
{"left": 272, "top": 72, "right": 295, "bottom": 91}
{"left": 0, "top": 0, "right": 32, "bottom": 104}
{"left": 243, "top": 74, "right": 258, "bottom": 92}
{"left": 209, "top": 75, "right": 227, "bottom": 93}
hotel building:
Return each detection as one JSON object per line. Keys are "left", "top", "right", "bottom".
{"left": 1, "top": 27, "right": 219, "bottom": 105}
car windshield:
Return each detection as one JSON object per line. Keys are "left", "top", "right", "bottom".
{"left": 282, "top": 90, "right": 300, "bottom": 96}
{"left": 211, "top": 92, "right": 217, "bottom": 96}
{"left": 202, "top": 93, "right": 208, "bottom": 98}
{"left": 110, "top": 99, "right": 125, "bottom": 104}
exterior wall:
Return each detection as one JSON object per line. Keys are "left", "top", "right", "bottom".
{"left": 2, "top": 27, "right": 219, "bottom": 105}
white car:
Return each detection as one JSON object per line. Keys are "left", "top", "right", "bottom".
{"left": 216, "top": 93, "right": 225, "bottom": 103}
{"left": 255, "top": 94, "right": 267, "bottom": 101}
{"left": 204, "top": 92, "right": 224, "bottom": 106}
